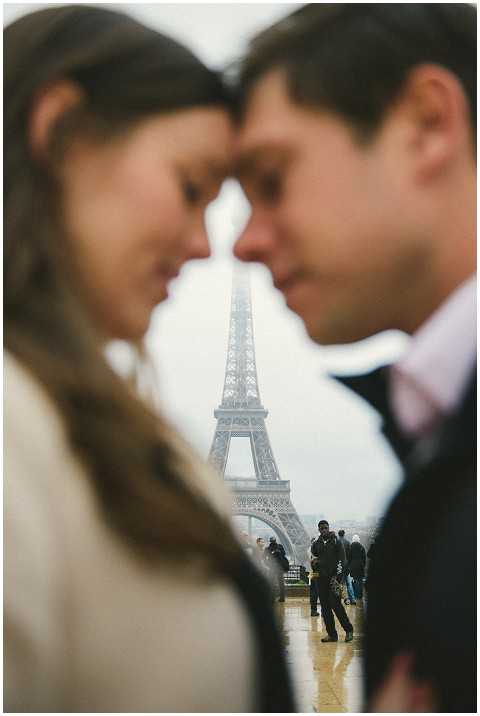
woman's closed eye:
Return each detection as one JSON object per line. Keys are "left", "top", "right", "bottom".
{"left": 181, "top": 175, "right": 222, "bottom": 207}
{"left": 182, "top": 178, "right": 203, "bottom": 205}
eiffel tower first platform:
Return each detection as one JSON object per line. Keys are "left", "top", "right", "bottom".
{"left": 209, "top": 266, "right": 310, "bottom": 566}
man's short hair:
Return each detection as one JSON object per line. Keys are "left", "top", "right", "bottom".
{"left": 235, "top": 4, "right": 476, "bottom": 144}
{"left": 318, "top": 520, "right": 329, "bottom": 529}
{"left": 338, "top": 529, "right": 345, "bottom": 537}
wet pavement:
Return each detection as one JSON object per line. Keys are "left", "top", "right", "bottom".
{"left": 276, "top": 597, "right": 365, "bottom": 713}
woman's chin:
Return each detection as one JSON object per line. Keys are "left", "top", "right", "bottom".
{"left": 104, "top": 310, "right": 152, "bottom": 343}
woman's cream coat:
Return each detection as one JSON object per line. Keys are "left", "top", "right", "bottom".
{"left": 4, "top": 352, "right": 255, "bottom": 712}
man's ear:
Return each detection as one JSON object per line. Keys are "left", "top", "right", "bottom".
{"left": 29, "top": 79, "right": 84, "bottom": 158}
{"left": 399, "top": 63, "right": 472, "bottom": 182}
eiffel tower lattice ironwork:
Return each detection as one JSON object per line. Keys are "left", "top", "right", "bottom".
{"left": 209, "top": 266, "right": 310, "bottom": 566}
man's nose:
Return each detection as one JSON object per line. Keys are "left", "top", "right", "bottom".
{"left": 233, "top": 214, "right": 275, "bottom": 263}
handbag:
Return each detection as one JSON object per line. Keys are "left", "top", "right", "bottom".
{"left": 330, "top": 576, "right": 345, "bottom": 599}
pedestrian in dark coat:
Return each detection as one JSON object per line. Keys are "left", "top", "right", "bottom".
{"left": 310, "top": 520, "right": 354, "bottom": 643}
{"left": 264, "top": 537, "right": 288, "bottom": 602}
{"left": 348, "top": 535, "right": 366, "bottom": 599}
{"left": 338, "top": 529, "right": 355, "bottom": 604}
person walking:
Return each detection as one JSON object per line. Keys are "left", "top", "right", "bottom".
{"left": 309, "top": 536, "right": 321, "bottom": 617}
{"left": 264, "top": 536, "right": 288, "bottom": 602}
{"left": 254, "top": 537, "right": 269, "bottom": 575}
{"left": 338, "top": 529, "right": 355, "bottom": 605}
{"left": 349, "top": 535, "right": 367, "bottom": 601}
{"left": 232, "top": 5, "right": 475, "bottom": 710}
{"left": 311, "top": 521, "right": 354, "bottom": 643}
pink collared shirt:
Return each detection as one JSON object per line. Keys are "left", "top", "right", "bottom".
{"left": 390, "top": 275, "right": 477, "bottom": 437}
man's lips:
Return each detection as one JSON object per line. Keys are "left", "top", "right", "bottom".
{"left": 273, "top": 272, "right": 302, "bottom": 292}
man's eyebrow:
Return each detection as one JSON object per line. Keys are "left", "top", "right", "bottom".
{"left": 234, "top": 144, "right": 293, "bottom": 178}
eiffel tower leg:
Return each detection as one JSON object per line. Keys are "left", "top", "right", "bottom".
{"left": 208, "top": 429, "right": 231, "bottom": 475}
{"left": 278, "top": 504, "right": 311, "bottom": 566}
{"left": 250, "top": 422, "right": 280, "bottom": 480}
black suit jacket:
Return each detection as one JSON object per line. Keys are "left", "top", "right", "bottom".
{"left": 335, "top": 368, "right": 476, "bottom": 712}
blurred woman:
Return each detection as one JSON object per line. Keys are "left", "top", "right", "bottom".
{"left": 254, "top": 536, "right": 269, "bottom": 573}
{"left": 4, "top": 6, "right": 294, "bottom": 712}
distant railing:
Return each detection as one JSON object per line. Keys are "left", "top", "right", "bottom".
{"left": 285, "top": 564, "right": 309, "bottom": 585}
{"left": 224, "top": 478, "right": 290, "bottom": 490}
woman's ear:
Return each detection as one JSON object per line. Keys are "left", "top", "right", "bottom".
{"left": 29, "top": 79, "right": 84, "bottom": 158}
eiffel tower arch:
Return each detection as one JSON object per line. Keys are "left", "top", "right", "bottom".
{"left": 209, "top": 266, "right": 311, "bottom": 566}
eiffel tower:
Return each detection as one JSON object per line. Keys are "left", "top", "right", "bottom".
{"left": 209, "top": 265, "right": 310, "bottom": 566}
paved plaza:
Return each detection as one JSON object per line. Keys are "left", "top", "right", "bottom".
{"left": 276, "top": 597, "right": 364, "bottom": 712}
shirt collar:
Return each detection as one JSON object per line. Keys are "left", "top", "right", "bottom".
{"left": 390, "top": 274, "right": 476, "bottom": 436}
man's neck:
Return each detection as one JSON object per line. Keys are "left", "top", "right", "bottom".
{"left": 403, "top": 165, "right": 476, "bottom": 334}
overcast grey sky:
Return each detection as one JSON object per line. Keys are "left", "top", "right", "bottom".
{"left": 4, "top": 3, "right": 409, "bottom": 521}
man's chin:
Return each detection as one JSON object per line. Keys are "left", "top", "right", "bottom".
{"left": 303, "top": 313, "right": 370, "bottom": 346}
{"left": 282, "top": 284, "right": 379, "bottom": 345}
{"left": 283, "top": 283, "right": 356, "bottom": 345}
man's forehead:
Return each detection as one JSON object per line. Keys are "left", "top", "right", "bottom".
{"left": 241, "top": 67, "right": 291, "bottom": 120}
{"left": 235, "top": 69, "right": 296, "bottom": 153}
{"left": 235, "top": 116, "right": 294, "bottom": 169}
{"left": 235, "top": 69, "right": 333, "bottom": 174}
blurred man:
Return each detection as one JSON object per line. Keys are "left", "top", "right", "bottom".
{"left": 264, "top": 536, "right": 288, "bottom": 602}
{"left": 233, "top": 4, "right": 475, "bottom": 711}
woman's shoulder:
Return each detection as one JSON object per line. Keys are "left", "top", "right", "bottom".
{"left": 4, "top": 351, "right": 77, "bottom": 710}
{"left": 4, "top": 351, "right": 67, "bottom": 450}
{"left": 4, "top": 349, "right": 85, "bottom": 549}
{"left": 4, "top": 350, "right": 86, "bottom": 567}
{"left": 4, "top": 350, "right": 81, "bottom": 500}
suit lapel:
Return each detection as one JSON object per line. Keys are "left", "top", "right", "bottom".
{"left": 405, "top": 369, "right": 476, "bottom": 474}
{"left": 332, "top": 366, "right": 476, "bottom": 476}
{"left": 333, "top": 367, "right": 414, "bottom": 465}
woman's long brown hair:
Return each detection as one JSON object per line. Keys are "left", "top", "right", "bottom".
{"left": 4, "top": 5, "right": 244, "bottom": 575}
